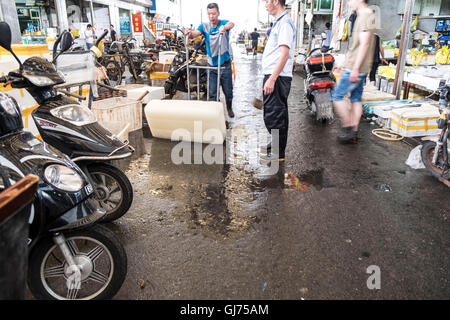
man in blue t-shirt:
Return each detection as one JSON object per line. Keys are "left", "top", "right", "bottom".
{"left": 186, "top": 3, "right": 236, "bottom": 118}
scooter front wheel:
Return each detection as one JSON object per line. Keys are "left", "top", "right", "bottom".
{"left": 28, "top": 224, "right": 127, "bottom": 300}
{"left": 88, "top": 163, "right": 133, "bottom": 222}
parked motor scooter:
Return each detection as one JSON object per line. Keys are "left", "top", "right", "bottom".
{"left": 0, "top": 22, "right": 134, "bottom": 222}
{"left": 164, "top": 37, "right": 208, "bottom": 99}
{"left": 0, "top": 90, "right": 127, "bottom": 300}
{"left": 298, "top": 47, "right": 336, "bottom": 122}
{"left": 421, "top": 79, "right": 450, "bottom": 187}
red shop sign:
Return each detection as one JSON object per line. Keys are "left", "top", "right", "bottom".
{"left": 132, "top": 12, "right": 143, "bottom": 33}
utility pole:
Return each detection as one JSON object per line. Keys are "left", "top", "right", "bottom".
{"left": 179, "top": 0, "right": 183, "bottom": 26}
{"left": 307, "top": 0, "right": 314, "bottom": 52}
{"left": 298, "top": 0, "right": 305, "bottom": 47}
{"left": 89, "top": 0, "right": 95, "bottom": 26}
{"left": 393, "top": 0, "right": 415, "bottom": 99}
{"left": 257, "top": 0, "right": 260, "bottom": 28}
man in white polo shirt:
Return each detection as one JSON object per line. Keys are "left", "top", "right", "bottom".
{"left": 260, "top": 0, "right": 296, "bottom": 162}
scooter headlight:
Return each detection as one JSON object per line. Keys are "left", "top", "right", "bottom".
{"left": 44, "top": 164, "right": 84, "bottom": 192}
{"left": 50, "top": 104, "right": 97, "bottom": 126}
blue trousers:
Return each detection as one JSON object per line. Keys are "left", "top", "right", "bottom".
{"left": 208, "top": 61, "right": 233, "bottom": 104}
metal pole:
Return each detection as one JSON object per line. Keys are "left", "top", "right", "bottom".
{"left": 393, "top": 0, "right": 415, "bottom": 99}
{"left": 197, "top": 68, "right": 200, "bottom": 100}
{"left": 207, "top": 69, "right": 210, "bottom": 101}
{"left": 217, "top": 34, "right": 222, "bottom": 102}
{"left": 186, "top": 35, "right": 191, "bottom": 100}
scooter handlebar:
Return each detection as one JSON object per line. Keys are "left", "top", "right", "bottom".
{"left": 95, "top": 30, "right": 108, "bottom": 47}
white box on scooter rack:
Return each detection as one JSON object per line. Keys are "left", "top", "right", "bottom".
{"left": 115, "top": 84, "right": 165, "bottom": 104}
{"left": 144, "top": 100, "right": 227, "bottom": 144}
{"left": 91, "top": 97, "right": 143, "bottom": 137}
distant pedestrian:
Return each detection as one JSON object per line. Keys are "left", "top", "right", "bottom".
{"left": 321, "top": 22, "right": 332, "bottom": 49}
{"left": 331, "top": 0, "right": 376, "bottom": 144}
{"left": 110, "top": 24, "right": 118, "bottom": 42}
{"left": 250, "top": 28, "right": 259, "bottom": 55}
{"left": 260, "top": 0, "right": 296, "bottom": 162}
{"left": 85, "top": 24, "right": 95, "bottom": 50}
{"left": 369, "top": 33, "right": 388, "bottom": 86}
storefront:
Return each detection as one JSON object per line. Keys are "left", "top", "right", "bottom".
{"left": 119, "top": 8, "right": 132, "bottom": 36}
{"left": 14, "top": 0, "right": 49, "bottom": 35}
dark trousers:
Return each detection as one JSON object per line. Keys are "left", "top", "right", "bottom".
{"left": 208, "top": 60, "right": 233, "bottom": 105}
{"left": 369, "top": 61, "right": 380, "bottom": 82}
{"left": 263, "top": 75, "right": 292, "bottom": 158}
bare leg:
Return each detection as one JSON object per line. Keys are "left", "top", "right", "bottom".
{"left": 350, "top": 102, "right": 363, "bottom": 130}
{"left": 333, "top": 100, "right": 352, "bottom": 127}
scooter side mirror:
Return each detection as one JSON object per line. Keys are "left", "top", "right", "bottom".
{"left": 0, "top": 22, "right": 22, "bottom": 68}
{"left": 60, "top": 32, "right": 73, "bottom": 53}
{"left": 0, "top": 22, "right": 12, "bottom": 51}
{"left": 52, "top": 31, "right": 73, "bottom": 64}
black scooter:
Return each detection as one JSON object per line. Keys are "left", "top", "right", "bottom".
{"left": 0, "top": 23, "right": 134, "bottom": 222}
{"left": 421, "top": 79, "right": 450, "bottom": 187}
{"left": 0, "top": 90, "right": 127, "bottom": 300}
{"left": 298, "top": 47, "right": 336, "bottom": 122}
{"left": 164, "top": 38, "right": 208, "bottom": 99}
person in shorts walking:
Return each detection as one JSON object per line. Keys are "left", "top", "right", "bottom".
{"left": 331, "top": 0, "right": 376, "bottom": 144}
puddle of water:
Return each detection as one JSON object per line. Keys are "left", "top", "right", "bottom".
{"left": 284, "top": 169, "right": 330, "bottom": 192}
{"left": 375, "top": 184, "right": 392, "bottom": 192}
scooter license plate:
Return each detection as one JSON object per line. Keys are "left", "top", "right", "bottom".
{"left": 85, "top": 184, "right": 94, "bottom": 195}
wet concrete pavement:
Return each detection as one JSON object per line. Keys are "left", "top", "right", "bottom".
{"left": 110, "top": 44, "right": 450, "bottom": 300}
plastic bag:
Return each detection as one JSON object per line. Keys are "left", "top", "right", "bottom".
{"left": 341, "top": 20, "right": 349, "bottom": 41}
{"left": 410, "top": 48, "right": 426, "bottom": 66}
{"left": 435, "top": 46, "right": 450, "bottom": 65}
{"left": 405, "top": 145, "right": 425, "bottom": 169}
{"left": 395, "top": 16, "right": 418, "bottom": 39}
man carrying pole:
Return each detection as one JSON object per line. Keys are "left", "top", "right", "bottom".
{"left": 185, "top": 3, "right": 236, "bottom": 118}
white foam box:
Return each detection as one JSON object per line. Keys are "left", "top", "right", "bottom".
{"left": 145, "top": 100, "right": 226, "bottom": 144}
{"left": 92, "top": 97, "right": 143, "bottom": 133}
{"left": 115, "top": 84, "right": 165, "bottom": 104}
{"left": 390, "top": 105, "right": 441, "bottom": 137}
{"left": 159, "top": 51, "right": 178, "bottom": 64}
